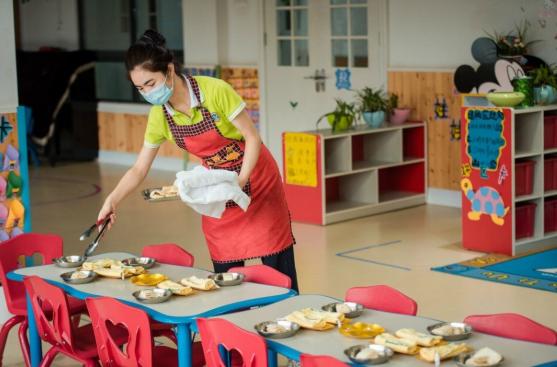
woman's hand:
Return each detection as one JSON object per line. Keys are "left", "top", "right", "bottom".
{"left": 98, "top": 199, "right": 116, "bottom": 230}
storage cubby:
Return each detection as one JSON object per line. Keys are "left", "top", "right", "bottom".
{"left": 515, "top": 112, "right": 543, "bottom": 157}
{"left": 283, "top": 122, "right": 426, "bottom": 225}
{"left": 544, "top": 153, "right": 557, "bottom": 196}
{"left": 515, "top": 155, "right": 543, "bottom": 201}
{"left": 324, "top": 137, "right": 351, "bottom": 176}
{"left": 351, "top": 130, "right": 402, "bottom": 170}
{"left": 378, "top": 162, "right": 425, "bottom": 202}
{"left": 515, "top": 199, "right": 540, "bottom": 241}
{"left": 403, "top": 126, "right": 425, "bottom": 161}
{"left": 325, "top": 171, "right": 378, "bottom": 213}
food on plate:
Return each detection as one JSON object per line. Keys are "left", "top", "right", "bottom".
{"left": 265, "top": 323, "right": 287, "bottom": 334}
{"left": 465, "top": 347, "right": 502, "bottom": 366}
{"left": 82, "top": 258, "right": 118, "bottom": 270}
{"left": 339, "top": 321, "right": 385, "bottom": 338}
{"left": 180, "top": 276, "right": 219, "bottom": 290}
{"left": 221, "top": 273, "right": 237, "bottom": 281}
{"left": 432, "top": 324, "right": 467, "bottom": 336}
{"left": 157, "top": 280, "right": 194, "bottom": 296}
{"left": 285, "top": 308, "right": 343, "bottom": 331}
{"left": 335, "top": 303, "right": 353, "bottom": 314}
{"left": 419, "top": 343, "right": 470, "bottom": 362}
{"left": 70, "top": 271, "right": 90, "bottom": 280}
{"left": 374, "top": 333, "right": 419, "bottom": 354}
{"left": 355, "top": 348, "right": 381, "bottom": 360}
{"left": 94, "top": 264, "right": 145, "bottom": 279}
{"left": 149, "top": 185, "right": 178, "bottom": 199}
{"left": 395, "top": 328, "right": 442, "bottom": 347}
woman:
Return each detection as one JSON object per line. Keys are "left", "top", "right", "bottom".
{"left": 97, "top": 30, "right": 298, "bottom": 291}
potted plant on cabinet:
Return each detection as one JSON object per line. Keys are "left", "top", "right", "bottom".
{"left": 356, "top": 87, "right": 387, "bottom": 128}
{"left": 316, "top": 99, "right": 356, "bottom": 132}
{"left": 530, "top": 65, "right": 557, "bottom": 105}
{"left": 387, "top": 93, "right": 411, "bottom": 124}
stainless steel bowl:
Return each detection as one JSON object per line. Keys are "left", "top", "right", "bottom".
{"left": 121, "top": 257, "right": 156, "bottom": 269}
{"left": 60, "top": 270, "right": 97, "bottom": 284}
{"left": 132, "top": 288, "right": 172, "bottom": 304}
{"left": 427, "top": 322, "right": 473, "bottom": 341}
{"left": 454, "top": 352, "right": 504, "bottom": 367}
{"left": 254, "top": 319, "right": 300, "bottom": 339}
{"left": 321, "top": 302, "right": 364, "bottom": 318}
{"left": 53, "top": 255, "right": 86, "bottom": 268}
{"left": 344, "top": 344, "right": 393, "bottom": 365}
{"left": 209, "top": 272, "right": 245, "bottom": 286}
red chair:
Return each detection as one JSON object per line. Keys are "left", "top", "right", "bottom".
{"left": 464, "top": 313, "right": 557, "bottom": 345}
{"left": 228, "top": 264, "right": 292, "bottom": 288}
{"left": 24, "top": 276, "right": 124, "bottom": 366}
{"left": 197, "top": 318, "right": 268, "bottom": 367}
{"left": 0, "top": 233, "right": 86, "bottom": 366}
{"left": 86, "top": 297, "right": 205, "bottom": 367}
{"left": 142, "top": 243, "right": 195, "bottom": 267}
{"left": 300, "top": 354, "right": 349, "bottom": 367}
{"left": 345, "top": 285, "right": 418, "bottom": 316}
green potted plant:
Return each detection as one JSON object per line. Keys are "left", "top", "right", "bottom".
{"left": 387, "top": 93, "right": 411, "bottom": 124}
{"left": 487, "top": 20, "right": 539, "bottom": 60}
{"left": 530, "top": 65, "right": 557, "bottom": 105}
{"left": 316, "top": 99, "right": 356, "bottom": 132}
{"left": 356, "top": 87, "right": 387, "bottom": 128}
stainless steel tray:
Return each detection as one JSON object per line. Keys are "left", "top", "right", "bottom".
{"left": 209, "top": 272, "right": 245, "bottom": 286}
{"left": 322, "top": 301, "right": 364, "bottom": 318}
{"left": 254, "top": 319, "right": 300, "bottom": 339}
{"left": 344, "top": 344, "right": 393, "bottom": 365}
{"left": 142, "top": 188, "right": 179, "bottom": 203}
{"left": 122, "top": 257, "right": 156, "bottom": 269}
{"left": 133, "top": 288, "right": 172, "bottom": 304}
{"left": 60, "top": 270, "right": 97, "bottom": 284}
{"left": 53, "top": 255, "right": 86, "bottom": 268}
{"left": 427, "top": 322, "right": 473, "bottom": 341}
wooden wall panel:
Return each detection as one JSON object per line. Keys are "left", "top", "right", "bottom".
{"left": 388, "top": 71, "right": 461, "bottom": 190}
{"left": 98, "top": 112, "right": 183, "bottom": 158}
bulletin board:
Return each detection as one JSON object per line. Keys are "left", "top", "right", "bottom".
{"left": 283, "top": 132, "right": 318, "bottom": 187}
{"left": 221, "top": 67, "right": 260, "bottom": 127}
{"left": 0, "top": 107, "right": 31, "bottom": 242}
{"left": 461, "top": 107, "right": 512, "bottom": 255}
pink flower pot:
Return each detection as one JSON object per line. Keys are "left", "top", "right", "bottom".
{"left": 390, "top": 108, "right": 411, "bottom": 124}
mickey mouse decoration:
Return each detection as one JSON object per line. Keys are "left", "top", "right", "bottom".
{"left": 454, "top": 37, "right": 546, "bottom": 94}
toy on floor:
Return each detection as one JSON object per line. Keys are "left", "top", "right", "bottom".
{"left": 461, "top": 178, "right": 509, "bottom": 225}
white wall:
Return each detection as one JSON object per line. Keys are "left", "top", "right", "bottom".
{"left": 182, "top": 0, "right": 219, "bottom": 65}
{"left": 0, "top": 0, "right": 18, "bottom": 110}
{"left": 19, "top": 0, "right": 79, "bottom": 51}
{"left": 389, "top": 0, "right": 557, "bottom": 69}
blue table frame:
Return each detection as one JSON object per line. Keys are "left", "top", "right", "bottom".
{"left": 8, "top": 253, "right": 296, "bottom": 367}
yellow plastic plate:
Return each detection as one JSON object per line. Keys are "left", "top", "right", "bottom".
{"left": 130, "top": 273, "right": 168, "bottom": 286}
{"left": 339, "top": 321, "right": 385, "bottom": 339}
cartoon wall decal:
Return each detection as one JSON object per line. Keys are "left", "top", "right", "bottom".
{"left": 3, "top": 144, "right": 19, "bottom": 171}
{"left": 335, "top": 68, "right": 351, "bottom": 90}
{"left": 498, "top": 164, "right": 509, "bottom": 185}
{"left": 434, "top": 97, "right": 449, "bottom": 119}
{"left": 471, "top": 37, "right": 499, "bottom": 64}
{"left": 289, "top": 101, "right": 299, "bottom": 109}
{"left": 10, "top": 227, "right": 22, "bottom": 238}
{"left": 5, "top": 198, "right": 24, "bottom": 233}
{"left": 0, "top": 176, "right": 6, "bottom": 201}
{"left": 0, "top": 116, "right": 13, "bottom": 144}
{"left": 465, "top": 109, "right": 507, "bottom": 178}
{"left": 461, "top": 163, "right": 472, "bottom": 178}
{"left": 7, "top": 171, "right": 23, "bottom": 199}
{"left": 461, "top": 178, "right": 509, "bottom": 226}
{"left": 450, "top": 119, "right": 461, "bottom": 141}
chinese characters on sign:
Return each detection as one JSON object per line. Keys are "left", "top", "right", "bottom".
{"left": 284, "top": 133, "right": 317, "bottom": 187}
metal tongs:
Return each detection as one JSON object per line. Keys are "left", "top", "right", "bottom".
{"left": 80, "top": 217, "right": 111, "bottom": 258}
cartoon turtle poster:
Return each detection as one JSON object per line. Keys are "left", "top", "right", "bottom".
{"left": 461, "top": 178, "right": 509, "bottom": 226}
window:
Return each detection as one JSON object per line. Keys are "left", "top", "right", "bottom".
{"left": 276, "top": 0, "right": 309, "bottom": 67}
{"left": 330, "top": 0, "right": 368, "bottom": 67}
{"left": 79, "top": 0, "right": 183, "bottom": 102}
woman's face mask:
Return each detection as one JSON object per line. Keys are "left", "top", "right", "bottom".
{"left": 139, "top": 72, "right": 174, "bottom": 105}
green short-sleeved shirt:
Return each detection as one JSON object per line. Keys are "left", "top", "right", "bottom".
{"left": 144, "top": 76, "right": 246, "bottom": 148}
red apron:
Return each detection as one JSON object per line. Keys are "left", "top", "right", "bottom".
{"left": 163, "top": 75, "right": 295, "bottom": 263}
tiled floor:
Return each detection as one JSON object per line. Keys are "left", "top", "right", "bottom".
{"left": 2, "top": 161, "right": 555, "bottom": 365}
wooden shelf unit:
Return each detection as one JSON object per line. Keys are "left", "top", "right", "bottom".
{"left": 283, "top": 122, "right": 426, "bottom": 225}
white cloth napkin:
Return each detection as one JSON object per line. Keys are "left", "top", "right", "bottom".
{"left": 174, "top": 166, "right": 250, "bottom": 218}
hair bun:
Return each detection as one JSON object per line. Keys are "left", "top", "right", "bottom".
{"left": 139, "top": 29, "right": 166, "bottom": 47}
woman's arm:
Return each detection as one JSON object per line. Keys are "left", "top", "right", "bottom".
{"left": 231, "top": 109, "right": 261, "bottom": 188}
{"left": 97, "top": 146, "right": 159, "bottom": 228}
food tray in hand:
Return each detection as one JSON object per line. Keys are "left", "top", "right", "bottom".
{"left": 60, "top": 270, "right": 97, "bottom": 284}
{"left": 209, "top": 272, "right": 245, "bottom": 286}
{"left": 133, "top": 288, "right": 172, "bottom": 304}
{"left": 254, "top": 319, "right": 300, "bottom": 339}
{"left": 142, "top": 187, "right": 179, "bottom": 203}
{"left": 321, "top": 302, "right": 364, "bottom": 318}
{"left": 344, "top": 344, "right": 394, "bottom": 365}
{"left": 427, "top": 322, "right": 473, "bottom": 341}
{"left": 53, "top": 255, "right": 86, "bottom": 268}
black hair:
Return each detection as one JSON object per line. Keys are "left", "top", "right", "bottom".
{"left": 125, "top": 29, "right": 182, "bottom": 78}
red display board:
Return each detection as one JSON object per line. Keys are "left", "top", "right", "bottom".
{"left": 461, "top": 107, "right": 513, "bottom": 255}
